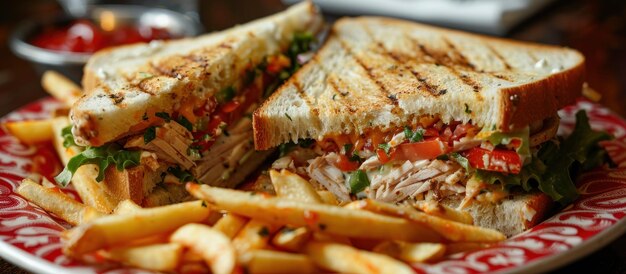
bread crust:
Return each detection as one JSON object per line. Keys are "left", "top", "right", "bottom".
{"left": 441, "top": 192, "right": 553, "bottom": 236}
{"left": 253, "top": 17, "right": 585, "bottom": 150}
{"left": 499, "top": 63, "right": 584, "bottom": 131}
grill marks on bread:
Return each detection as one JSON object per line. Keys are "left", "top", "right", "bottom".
{"left": 342, "top": 22, "right": 484, "bottom": 99}
{"left": 252, "top": 17, "right": 585, "bottom": 150}
{"left": 485, "top": 44, "right": 513, "bottom": 71}
{"left": 113, "top": 41, "right": 237, "bottom": 106}
{"left": 335, "top": 37, "right": 400, "bottom": 108}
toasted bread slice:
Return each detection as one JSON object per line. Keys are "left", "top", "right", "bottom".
{"left": 441, "top": 192, "right": 553, "bottom": 237}
{"left": 253, "top": 17, "right": 584, "bottom": 150}
{"left": 71, "top": 2, "right": 322, "bottom": 146}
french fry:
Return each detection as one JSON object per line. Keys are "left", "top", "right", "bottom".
{"left": 350, "top": 238, "right": 383, "bottom": 251}
{"left": 271, "top": 227, "right": 311, "bottom": 252}
{"left": 41, "top": 70, "right": 82, "bottom": 106}
{"left": 269, "top": 169, "right": 322, "bottom": 204}
{"left": 63, "top": 200, "right": 211, "bottom": 256}
{"left": 245, "top": 250, "right": 317, "bottom": 274}
{"left": 306, "top": 242, "right": 414, "bottom": 274}
{"left": 413, "top": 200, "right": 473, "bottom": 225}
{"left": 71, "top": 165, "right": 120, "bottom": 213}
{"left": 16, "top": 179, "right": 104, "bottom": 225}
{"left": 187, "top": 183, "right": 442, "bottom": 242}
{"left": 204, "top": 210, "right": 224, "bottom": 225}
{"left": 270, "top": 169, "right": 324, "bottom": 251}
{"left": 349, "top": 199, "right": 506, "bottom": 242}
{"left": 51, "top": 116, "right": 119, "bottom": 213}
{"left": 100, "top": 243, "right": 183, "bottom": 272}
{"left": 582, "top": 84, "right": 602, "bottom": 102}
{"left": 4, "top": 119, "right": 54, "bottom": 145}
{"left": 113, "top": 199, "right": 143, "bottom": 215}
{"left": 213, "top": 213, "right": 249, "bottom": 239}
{"left": 233, "top": 220, "right": 279, "bottom": 258}
{"left": 445, "top": 242, "right": 494, "bottom": 255}
{"left": 312, "top": 233, "right": 352, "bottom": 245}
{"left": 372, "top": 241, "right": 446, "bottom": 263}
{"left": 316, "top": 190, "right": 339, "bottom": 205}
{"left": 120, "top": 233, "right": 170, "bottom": 247}
{"left": 40, "top": 177, "right": 57, "bottom": 188}
{"left": 182, "top": 249, "right": 204, "bottom": 263}
{"left": 178, "top": 262, "right": 210, "bottom": 274}
{"left": 170, "top": 223, "right": 236, "bottom": 274}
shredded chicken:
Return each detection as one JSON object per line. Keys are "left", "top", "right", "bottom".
{"left": 359, "top": 156, "right": 381, "bottom": 170}
{"left": 307, "top": 153, "right": 351, "bottom": 201}
{"left": 305, "top": 150, "right": 468, "bottom": 204}
{"left": 193, "top": 130, "right": 254, "bottom": 183}
{"left": 452, "top": 137, "right": 482, "bottom": 152}
{"left": 125, "top": 122, "right": 195, "bottom": 169}
{"left": 368, "top": 159, "right": 464, "bottom": 203}
{"left": 272, "top": 156, "right": 296, "bottom": 170}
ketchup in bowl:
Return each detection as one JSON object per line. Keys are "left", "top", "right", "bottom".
{"left": 30, "top": 19, "right": 174, "bottom": 53}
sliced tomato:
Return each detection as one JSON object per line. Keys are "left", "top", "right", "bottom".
{"left": 423, "top": 128, "right": 439, "bottom": 137}
{"left": 335, "top": 154, "right": 360, "bottom": 172}
{"left": 221, "top": 100, "right": 240, "bottom": 113}
{"left": 376, "top": 148, "right": 397, "bottom": 164}
{"left": 464, "top": 147, "right": 522, "bottom": 174}
{"left": 397, "top": 138, "right": 448, "bottom": 162}
{"left": 452, "top": 124, "right": 476, "bottom": 141}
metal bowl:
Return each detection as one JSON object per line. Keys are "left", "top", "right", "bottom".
{"left": 9, "top": 5, "right": 202, "bottom": 83}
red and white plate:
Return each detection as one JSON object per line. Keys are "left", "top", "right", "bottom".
{"left": 1, "top": 97, "right": 625, "bottom": 274}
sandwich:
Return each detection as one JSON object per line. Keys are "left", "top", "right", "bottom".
{"left": 54, "top": 2, "right": 323, "bottom": 212}
{"left": 253, "top": 17, "right": 611, "bottom": 236}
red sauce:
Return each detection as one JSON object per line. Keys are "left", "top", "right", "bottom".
{"left": 30, "top": 19, "right": 174, "bottom": 53}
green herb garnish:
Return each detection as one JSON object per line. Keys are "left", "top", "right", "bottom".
{"left": 464, "top": 103, "right": 472, "bottom": 114}
{"left": 167, "top": 166, "right": 196, "bottom": 183}
{"left": 349, "top": 170, "right": 370, "bottom": 194}
{"left": 187, "top": 146, "right": 202, "bottom": 158}
{"left": 378, "top": 143, "right": 391, "bottom": 154}
{"left": 449, "top": 152, "right": 471, "bottom": 171}
{"left": 61, "top": 125, "right": 77, "bottom": 148}
{"left": 404, "top": 126, "right": 425, "bottom": 143}
{"left": 177, "top": 116, "right": 193, "bottom": 132}
{"left": 144, "top": 126, "right": 156, "bottom": 144}
{"left": 216, "top": 86, "right": 236, "bottom": 104}
{"left": 155, "top": 112, "right": 171, "bottom": 122}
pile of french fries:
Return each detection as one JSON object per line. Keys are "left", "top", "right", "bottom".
{"left": 18, "top": 169, "right": 504, "bottom": 273}
{"left": 8, "top": 71, "right": 506, "bottom": 273}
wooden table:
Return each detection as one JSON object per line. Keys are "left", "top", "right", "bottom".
{"left": 1, "top": 0, "right": 625, "bottom": 273}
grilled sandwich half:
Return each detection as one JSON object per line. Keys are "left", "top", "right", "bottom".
{"left": 56, "top": 2, "right": 323, "bottom": 212}
{"left": 253, "top": 17, "right": 610, "bottom": 236}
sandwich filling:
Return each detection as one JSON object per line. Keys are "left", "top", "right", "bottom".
{"left": 275, "top": 111, "right": 611, "bottom": 207}
{"left": 55, "top": 33, "right": 316, "bottom": 204}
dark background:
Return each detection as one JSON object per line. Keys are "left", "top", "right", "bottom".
{"left": 1, "top": 0, "right": 625, "bottom": 273}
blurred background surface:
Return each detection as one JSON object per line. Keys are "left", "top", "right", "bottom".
{"left": 0, "top": 0, "right": 625, "bottom": 273}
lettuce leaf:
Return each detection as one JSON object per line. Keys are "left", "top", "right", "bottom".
{"left": 55, "top": 143, "right": 141, "bottom": 186}
{"left": 61, "top": 125, "right": 77, "bottom": 148}
{"left": 536, "top": 110, "right": 612, "bottom": 204}
{"left": 167, "top": 166, "right": 196, "bottom": 183}
{"left": 473, "top": 110, "right": 611, "bottom": 205}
